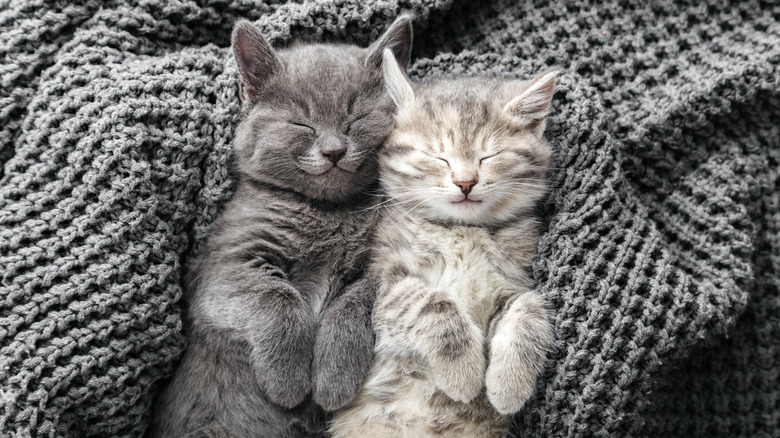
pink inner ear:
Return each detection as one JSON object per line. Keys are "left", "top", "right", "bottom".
{"left": 242, "top": 56, "right": 260, "bottom": 80}
{"left": 236, "top": 35, "right": 262, "bottom": 81}
{"left": 233, "top": 22, "right": 280, "bottom": 89}
{"left": 506, "top": 73, "right": 557, "bottom": 123}
{"left": 522, "top": 85, "right": 553, "bottom": 115}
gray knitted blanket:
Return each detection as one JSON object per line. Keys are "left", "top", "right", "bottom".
{"left": 2, "top": 1, "right": 778, "bottom": 437}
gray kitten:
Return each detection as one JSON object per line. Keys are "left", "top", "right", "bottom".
{"left": 330, "top": 51, "right": 556, "bottom": 437}
{"left": 149, "top": 16, "right": 412, "bottom": 438}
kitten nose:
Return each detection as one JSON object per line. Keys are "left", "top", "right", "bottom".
{"left": 320, "top": 135, "right": 346, "bottom": 164}
{"left": 454, "top": 180, "right": 476, "bottom": 195}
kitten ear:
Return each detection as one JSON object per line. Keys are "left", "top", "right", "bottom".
{"left": 366, "top": 14, "right": 413, "bottom": 70}
{"left": 504, "top": 69, "right": 558, "bottom": 134}
{"left": 232, "top": 19, "right": 281, "bottom": 98}
{"left": 382, "top": 48, "right": 415, "bottom": 108}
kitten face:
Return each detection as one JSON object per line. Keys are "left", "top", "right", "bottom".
{"left": 231, "top": 17, "right": 412, "bottom": 203}
{"left": 380, "top": 55, "right": 556, "bottom": 226}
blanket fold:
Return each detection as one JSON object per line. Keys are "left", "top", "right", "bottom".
{"left": 1, "top": 1, "right": 778, "bottom": 437}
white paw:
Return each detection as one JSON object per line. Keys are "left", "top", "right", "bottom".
{"left": 432, "top": 350, "right": 486, "bottom": 403}
{"left": 486, "top": 293, "right": 554, "bottom": 414}
{"left": 429, "top": 321, "right": 486, "bottom": 403}
{"left": 485, "top": 350, "right": 535, "bottom": 414}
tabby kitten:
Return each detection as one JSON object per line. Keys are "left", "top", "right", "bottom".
{"left": 149, "top": 17, "right": 412, "bottom": 438}
{"left": 330, "top": 50, "right": 557, "bottom": 437}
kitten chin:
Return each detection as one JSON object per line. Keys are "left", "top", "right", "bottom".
{"left": 396, "top": 188, "right": 542, "bottom": 226}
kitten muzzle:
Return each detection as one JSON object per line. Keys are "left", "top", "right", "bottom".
{"left": 319, "top": 134, "right": 347, "bottom": 165}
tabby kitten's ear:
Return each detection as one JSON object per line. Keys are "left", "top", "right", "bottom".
{"left": 504, "top": 69, "right": 558, "bottom": 135}
{"left": 382, "top": 48, "right": 415, "bottom": 109}
{"left": 367, "top": 14, "right": 413, "bottom": 70}
{"left": 232, "top": 19, "right": 282, "bottom": 100}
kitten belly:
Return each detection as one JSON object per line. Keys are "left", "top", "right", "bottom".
{"left": 421, "top": 227, "right": 512, "bottom": 331}
{"left": 331, "top": 228, "right": 516, "bottom": 437}
{"left": 331, "top": 225, "right": 525, "bottom": 437}
{"left": 330, "top": 356, "right": 507, "bottom": 438}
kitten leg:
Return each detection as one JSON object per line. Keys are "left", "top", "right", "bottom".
{"left": 205, "top": 279, "right": 316, "bottom": 409}
{"left": 247, "top": 281, "right": 316, "bottom": 408}
{"left": 485, "top": 292, "right": 554, "bottom": 414}
{"left": 375, "top": 277, "right": 486, "bottom": 403}
{"left": 312, "top": 277, "right": 376, "bottom": 411}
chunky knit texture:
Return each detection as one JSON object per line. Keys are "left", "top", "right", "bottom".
{"left": 1, "top": 1, "right": 778, "bottom": 437}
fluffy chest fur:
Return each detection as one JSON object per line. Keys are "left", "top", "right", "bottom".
{"left": 330, "top": 212, "right": 540, "bottom": 437}
{"left": 377, "top": 214, "right": 535, "bottom": 331}
{"left": 195, "top": 181, "right": 378, "bottom": 320}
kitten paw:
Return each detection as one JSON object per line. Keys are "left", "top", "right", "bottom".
{"left": 248, "top": 284, "right": 316, "bottom": 408}
{"left": 485, "top": 354, "right": 536, "bottom": 414}
{"left": 431, "top": 346, "right": 485, "bottom": 403}
{"left": 485, "top": 293, "right": 554, "bottom": 414}
{"left": 311, "top": 283, "right": 374, "bottom": 411}
{"left": 427, "top": 317, "right": 486, "bottom": 403}
{"left": 312, "top": 372, "right": 361, "bottom": 411}
{"left": 260, "top": 359, "right": 312, "bottom": 409}
{"left": 312, "top": 340, "right": 371, "bottom": 411}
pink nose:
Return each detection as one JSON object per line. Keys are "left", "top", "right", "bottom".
{"left": 454, "top": 180, "right": 476, "bottom": 195}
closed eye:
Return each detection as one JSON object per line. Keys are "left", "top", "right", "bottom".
{"left": 345, "top": 114, "right": 369, "bottom": 134}
{"left": 434, "top": 156, "right": 450, "bottom": 167}
{"left": 290, "top": 121, "right": 315, "bottom": 133}
{"left": 479, "top": 153, "right": 500, "bottom": 164}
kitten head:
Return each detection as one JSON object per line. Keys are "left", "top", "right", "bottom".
{"left": 230, "top": 16, "right": 413, "bottom": 203}
{"left": 380, "top": 49, "right": 556, "bottom": 226}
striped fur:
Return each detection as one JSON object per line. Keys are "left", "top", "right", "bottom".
{"left": 331, "top": 65, "right": 557, "bottom": 437}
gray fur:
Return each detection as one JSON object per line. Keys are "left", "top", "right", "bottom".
{"left": 149, "top": 16, "right": 412, "bottom": 438}
{"left": 3, "top": 3, "right": 778, "bottom": 437}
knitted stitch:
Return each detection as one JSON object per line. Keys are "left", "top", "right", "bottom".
{"left": 1, "top": 1, "right": 778, "bottom": 437}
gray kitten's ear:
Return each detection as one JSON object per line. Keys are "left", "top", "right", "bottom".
{"left": 366, "top": 14, "right": 413, "bottom": 70}
{"left": 382, "top": 48, "right": 414, "bottom": 109}
{"left": 504, "top": 69, "right": 558, "bottom": 135}
{"left": 232, "top": 20, "right": 281, "bottom": 97}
